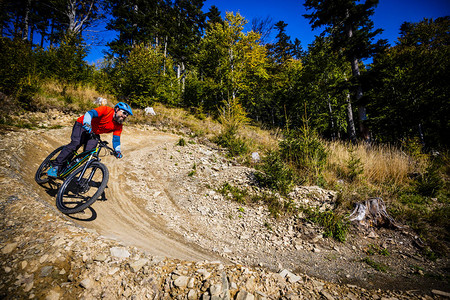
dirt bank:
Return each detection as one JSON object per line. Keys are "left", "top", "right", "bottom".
{"left": 0, "top": 118, "right": 448, "bottom": 299}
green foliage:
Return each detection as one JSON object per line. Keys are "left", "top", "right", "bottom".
{"left": 195, "top": 12, "right": 269, "bottom": 115}
{"left": 363, "top": 257, "right": 388, "bottom": 272}
{"left": 279, "top": 120, "right": 328, "bottom": 183}
{"left": 217, "top": 182, "right": 249, "bottom": 204}
{"left": 253, "top": 192, "right": 286, "bottom": 219}
{"left": 177, "top": 138, "right": 186, "bottom": 146}
{"left": 0, "top": 37, "right": 37, "bottom": 97}
{"left": 365, "top": 244, "right": 390, "bottom": 256}
{"left": 47, "top": 34, "right": 92, "bottom": 85}
{"left": 218, "top": 97, "right": 250, "bottom": 135}
{"left": 216, "top": 182, "right": 292, "bottom": 218}
{"left": 215, "top": 97, "right": 250, "bottom": 157}
{"left": 0, "top": 34, "right": 94, "bottom": 109}
{"left": 264, "top": 222, "right": 273, "bottom": 231}
{"left": 368, "top": 17, "right": 450, "bottom": 148}
{"left": 255, "top": 151, "right": 295, "bottom": 195}
{"left": 346, "top": 146, "right": 364, "bottom": 182}
{"left": 215, "top": 128, "right": 249, "bottom": 158}
{"left": 290, "top": 36, "right": 349, "bottom": 137}
{"left": 187, "top": 163, "right": 197, "bottom": 177}
{"left": 301, "top": 207, "right": 348, "bottom": 242}
{"left": 390, "top": 181, "right": 449, "bottom": 257}
{"left": 414, "top": 160, "right": 444, "bottom": 197}
{"left": 113, "top": 44, "right": 180, "bottom": 108}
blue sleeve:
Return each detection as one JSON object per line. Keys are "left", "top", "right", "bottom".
{"left": 83, "top": 109, "right": 99, "bottom": 125}
{"left": 113, "top": 135, "right": 121, "bottom": 152}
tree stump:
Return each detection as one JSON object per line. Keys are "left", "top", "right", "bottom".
{"left": 349, "top": 197, "right": 401, "bottom": 229}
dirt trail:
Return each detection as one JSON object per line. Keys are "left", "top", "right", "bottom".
{"left": 24, "top": 127, "right": 224, "bottom": 263}
{"left": 3, "top": 124, "right": 449, "bottom": 295}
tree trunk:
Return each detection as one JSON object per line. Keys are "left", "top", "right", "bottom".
{"left": 346, "top": 92, "right": 357, "bottom": 143}
{"left": 350, "top": 57, "right": 370, "bottom": 141}
{"left": 66, "top": 0, "right": 95, "bottom": 35}
{"left": 23, "top": 0, "right": 31, "bottom": 40}
{"left": 40, "top": 29, "right": 45, "bottom": 47}
{"left": 50, "top": 21, "right": 54, "bottom": 47}
{"left": 181, "top": 62, "right": 186, "bottom": 93}
{"left": 14, "top": 12, "right": 20, "bottom": 38}
{"left": 163, "top": 37, "right": 168, "bottom": 75}
{"left": 30, "top": 25, "right": 34, "bottom": 45}
{"left": 345, "top": 10, "right": 370, "bottom": 142}
{"left": 327, "top": 95, "right": 336, "bottom": 140}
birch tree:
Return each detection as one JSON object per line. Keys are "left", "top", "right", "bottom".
{"left": 196, "top": 12, "right": 268, "bottom": 114}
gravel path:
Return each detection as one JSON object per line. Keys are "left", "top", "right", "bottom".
{"left": 0, "top": 120, "right": 448, "bottom": 299}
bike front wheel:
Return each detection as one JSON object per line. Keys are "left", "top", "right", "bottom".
{"left": 35, "top": 146, "right": 65, "bottom": 185}
{"left": 56, "top": 161, "right": 109, "bottom": 214}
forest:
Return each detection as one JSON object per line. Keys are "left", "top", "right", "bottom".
{"left": 0, "top": 0, "right": 449, "bottom": 254}
{"left": 1, "top": 0, "right": 448, "bottom": 148}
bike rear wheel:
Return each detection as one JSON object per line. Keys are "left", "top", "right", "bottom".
{"left": 35, "top": 146, "right": 65, "bottom": 185}
{"left": 56, "top": 161, "right": 109, "bottom": 214}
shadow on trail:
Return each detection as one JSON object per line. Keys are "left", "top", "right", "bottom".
{"left": 36, "top": 180, "right": 110, "bottom": 222}
{"left": 38, "top": 179, "right": 60, "bottom": 197}
{"left": 67, "top": 206, "right": 98, "bottom": 221}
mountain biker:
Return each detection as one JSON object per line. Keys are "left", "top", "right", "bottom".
{"left": 47, "top": 102, "right": 133, "bottom": 177}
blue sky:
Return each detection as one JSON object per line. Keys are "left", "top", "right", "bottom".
{"left": 84, "top": 0, "right": 450, "bottom": 64}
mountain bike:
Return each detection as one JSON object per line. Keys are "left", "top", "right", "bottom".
{"left": 35, "top": 135, "right": 117, "bottom": 214}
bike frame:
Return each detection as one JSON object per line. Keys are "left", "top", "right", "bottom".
{"left": 57, "top": 137, "right": 112, "bottom": 180}
{"left": 58, "top": 148, "right": 100, "bottom": 179}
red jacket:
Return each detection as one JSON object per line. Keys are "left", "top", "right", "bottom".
{"left": 77, "top": 106, "right": 122, "bottom": 136}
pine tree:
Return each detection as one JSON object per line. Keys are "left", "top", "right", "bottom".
{"left": 268, "top": 21, "right": 294, "bottom": 64}
{"left": 304, "top": 0, "right": 386, "bottom": 142}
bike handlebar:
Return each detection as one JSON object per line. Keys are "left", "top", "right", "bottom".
{"left": 90, "top": 133, "right": 118, "bottom": 156}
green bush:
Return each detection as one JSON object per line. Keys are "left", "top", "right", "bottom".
{"left": 346, "top": 146, "right": 364, "bottom": 182}
{"left": 45, "top": 34, "right": 92, "bottom": 85}
{"left": 363, "top": 257, "right": 388, "bottom": 272}
{"left": 177, "top": 138, "right": 186, "bottom": 146}
{"left": 217, "top": 182, "right": 249, "bottom": 204}
{"left": 114, "top": 44, "right": 181, "bottom": 108}
{"left": 215, "top": 128, "right": 249, "bottom": 157}
{"left": 0, "top": 37, "right": 36, "bottom": 96}
{"left": 255, "top": 150, "right": 295, "bottom": 195}
{"left": 415, "top": 160, "right": 444, "bottom": 197}
{"left": 279, "top": 124, "right": 328, "bottom": 182}
{"left": 301, "top": 207, "right": 348, "bottom": 242}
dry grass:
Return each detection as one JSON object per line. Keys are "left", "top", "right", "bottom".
{"left": 326, "top": 141, "right": 425, "bottom": 187}
{"left": 129, "top": 103, "right": 222, "bottom": 140}
{"left": 25, "top": 80, "right": 428, "bottom": 194}
{"left": 240, "top": 125, "right": 280, "bottom": 153}
{"left": 34, "top": 81, "right": 114, "bottom": 112}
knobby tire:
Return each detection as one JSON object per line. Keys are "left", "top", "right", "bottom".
{"left": 35, "top": 146, "right": 64, "bottom": 185}
{"left": 56, "top": 161, "right": 109, "bottom": 214}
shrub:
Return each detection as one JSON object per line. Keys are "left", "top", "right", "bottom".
{"left": 346, "top": 146, "right": 364, "bottom": 182}
{"left": 217, "top": 182, "right": 249, "bottom": 204}
{"left": 363, "top": 257, "right": 388, "bottom": 272}
{"left": 255, "top": 150, "right": 295, "bottom": 195}
{"left": 279, "top": 122, "right": 328, "bottom": 183}
{"left": 215, "top": 128, "right": 249, "bottom": 157}
{"left": 301, "top": 207, "right": 348, "bottom": 242}
{"left": 0, "top": 37, "right": 37, "bottom": 97}
{"left": 415, "top": 160, "right": 444, "bottom": 197}
{"left": 252, "top": 192, "right": 287, "bottom": 218}
{"left": 215, "top": 97, "right": 250, "bottom": 157}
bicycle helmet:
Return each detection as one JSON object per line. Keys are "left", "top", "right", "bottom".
{"left": 114, "top": 102, "right": 133, "bottom": 116}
